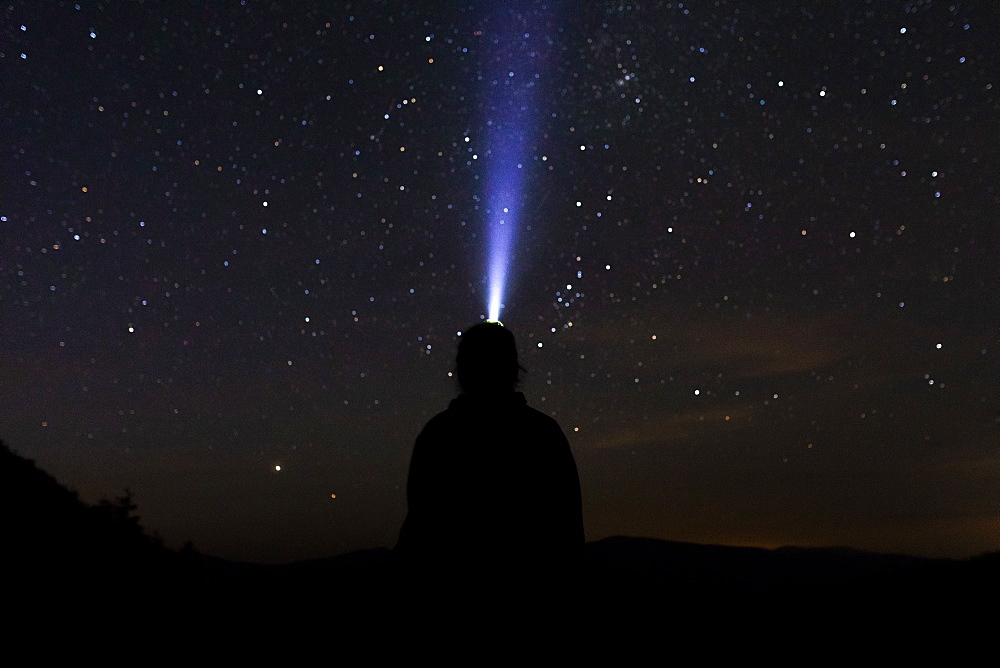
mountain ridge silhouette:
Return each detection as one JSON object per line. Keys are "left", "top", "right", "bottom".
{"left": 4, "top": 438, "right": 997, "bottom": 627}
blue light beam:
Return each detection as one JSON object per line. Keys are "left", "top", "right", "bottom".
{"left": 481, "top": 6, "right": 546, "bottom": 322}
{"left": 487, "top": 155, "right": 524, "bottom": 322}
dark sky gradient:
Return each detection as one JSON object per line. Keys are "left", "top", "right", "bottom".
{"left": 2, "top": 1, "right": 998, "bottom": 563}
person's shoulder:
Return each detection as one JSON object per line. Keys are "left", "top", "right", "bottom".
{"left": 420, "top": 408, "right": 455, "bottom": 433}
{"left": 520, "top": 404, "right": 566, "bottom": 434}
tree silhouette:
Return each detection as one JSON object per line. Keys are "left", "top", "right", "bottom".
{"left": 1, "top": 440, "right": 196, "bottom": 607}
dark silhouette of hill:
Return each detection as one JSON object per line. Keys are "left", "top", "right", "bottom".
{"left": 583, "top": 535, "right": 955, "bottom": 592}
{"left": 4, "top": 437, "right": 999, "bottom": 638}
{"left": 191, "top": 534, "right": 997, "bottom": 604}
{"left": 1, "top": 440, "right": 199, "bottom": 607}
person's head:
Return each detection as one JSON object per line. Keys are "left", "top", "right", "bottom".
{"left": 456, "top": 322, "right": 524, "bottom": 394}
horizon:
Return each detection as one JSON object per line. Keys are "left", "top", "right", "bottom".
{"left": 4, "top": 437, "right": 984, "bottom": 566}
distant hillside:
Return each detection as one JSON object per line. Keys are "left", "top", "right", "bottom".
{"left": 4, "top": 438, "right": 998, "bottom": 629}
{"left": 1, "top": 440, "right": 197, "bottom": 602}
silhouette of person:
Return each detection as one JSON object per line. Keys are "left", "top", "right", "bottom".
{"left": 394, "top": 321, "right": 584, "bottom": 591}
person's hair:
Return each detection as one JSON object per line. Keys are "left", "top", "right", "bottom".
{"left": 455, "top": 322, "right": 524, "bottom": 393}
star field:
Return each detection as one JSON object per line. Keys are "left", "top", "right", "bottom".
{"left": 2, "top": 1, "right": 998, "bottom": 562}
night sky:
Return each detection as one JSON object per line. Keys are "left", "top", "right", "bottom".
{"left": 3, "top": 1, "right": 998, "bottom": 564}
